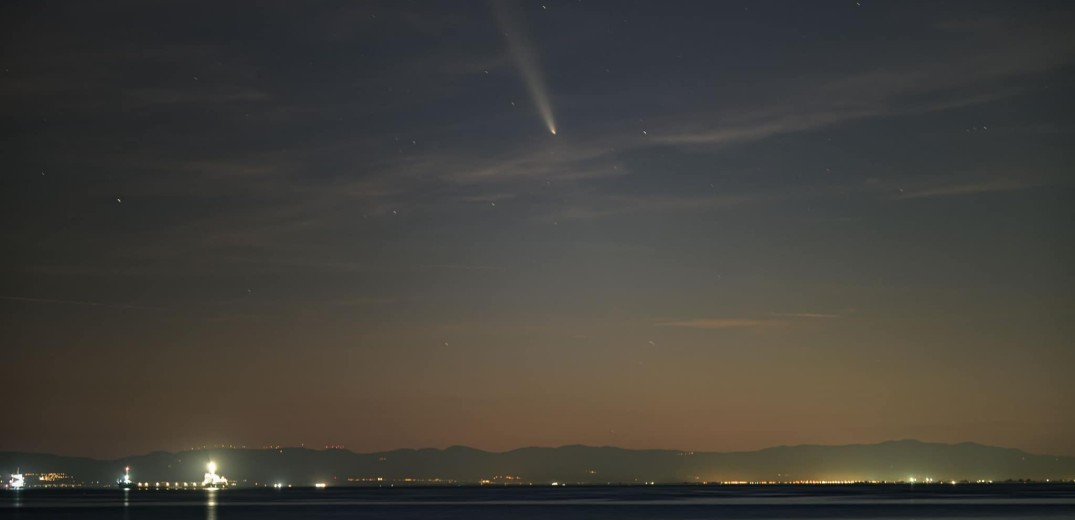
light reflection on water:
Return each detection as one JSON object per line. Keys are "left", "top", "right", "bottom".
{"left": 206, "top": 489, "right": 218, "bottom": 520}
{"left": 4, "top": 485, "right": 1075, "bottom": 519}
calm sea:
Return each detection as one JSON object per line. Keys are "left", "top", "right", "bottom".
{"left": 4, "top": 484, "right": 1075, "bottom": 519}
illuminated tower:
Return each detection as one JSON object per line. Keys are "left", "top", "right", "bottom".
{"left": 202, "top": 461, "right": 228, "bottom": 489}
{"left": 118, "top": 466, "right": 133, "bottom": 489}
{"left": 9, "top": 469, "right": 25, "bottom": 490}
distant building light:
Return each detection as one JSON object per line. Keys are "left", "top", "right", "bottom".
{"left": 203, "top": 461, "right": 228, "bottom": 488}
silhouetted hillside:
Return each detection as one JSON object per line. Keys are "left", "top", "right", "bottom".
{"left": 2, "top": 440, "right": 1073, "bottom": 487}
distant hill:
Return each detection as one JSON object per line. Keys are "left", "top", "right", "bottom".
{"left": 2, "top": 440, "right": 1073, "bottom": 487}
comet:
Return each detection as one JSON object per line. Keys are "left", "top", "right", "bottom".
{"left": 492, "top": 1, "right": 557, "bottom": 135}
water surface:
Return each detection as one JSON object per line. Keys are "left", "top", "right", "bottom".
{"left": 6, "top": 484, "right": 1075, "bottom": 519}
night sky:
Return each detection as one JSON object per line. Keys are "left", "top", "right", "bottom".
{"left": 2, "top": 1, "right": 1073, "bottom": 459}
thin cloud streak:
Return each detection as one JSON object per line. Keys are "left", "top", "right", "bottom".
{"left": 897, "top": 178, "right": 1049, "bottom": 199}
{"left": 655, "top": 11, "right": 1075, "bottom": 150}
{"left": 0, "top": 295, "right": 162, "bottom": 311}
{"left": 657, "top": 313, "right": 842, "bottom": 330}
{"left": 656, "top": 318, "right": 772, "bottom": 330}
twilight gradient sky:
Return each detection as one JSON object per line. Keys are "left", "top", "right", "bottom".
{"left": 2, "top": 0, "right": 1074, "bottom": 459}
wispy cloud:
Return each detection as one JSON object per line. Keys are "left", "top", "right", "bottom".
{"left": 443, "top": 140, "right": 627, "bottom": 185}
{"left": 0, "top": 296, "right": 162, "bottom": 311}
{"left": 7, "top": 3, "right": 1072, "bottom": 284}
{"left": 655, "top": 318, "right": 772, "bottom": 330}
{"left": 419, "top": 264, "right": 506, "bottom": 272}
{"left": 549, "top": 192, "right": 773, "bottom": 221}
{"left": 653, "top": 86, "right": 1013, "bottom": 150}
{"left": 772, "top": 313, "right": 842, "bottom": 319}
{"left": 654, "top": 107, "right": 879, "bottom": 147}
{"left": 654, "top": 10, "right": 1075, "bottom": 150}
{"left": 657, "top": 313, "right": 842, "bottom": 330}
{"left": 897, "top": 178, "right": 1047, "bottom": 199}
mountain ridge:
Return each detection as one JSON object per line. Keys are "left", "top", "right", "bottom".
{"left": 3, "top": 440, "right": 1073, "bottom": 486}
{"left": 0, "top": 439, "right": 1056, "bottom": 460}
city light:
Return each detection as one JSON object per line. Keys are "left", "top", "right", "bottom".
{"left": 202, "top": 461, "right": 228, "bottom": 489}
{"left": 9, "top": 470, "right": 25, "bottom": 490}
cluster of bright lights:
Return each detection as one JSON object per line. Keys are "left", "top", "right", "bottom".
{"left": 119, "top": 466, "right": 133, "bottom": 485}
{"left": 37, "top": 472, "right": 72, "bottom": 483}
{"left": 140, "top": 481, "right": 202, "bottom": 488}
{"left": 721, "top": 480, "right": 863, "bottom": 485}
{"left": 202, "top": 461, "right": 228, "bottom": 488}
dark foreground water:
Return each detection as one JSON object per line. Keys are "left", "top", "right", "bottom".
{"left": 4, "top": 484, "right": 1075, "bottom": 519}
